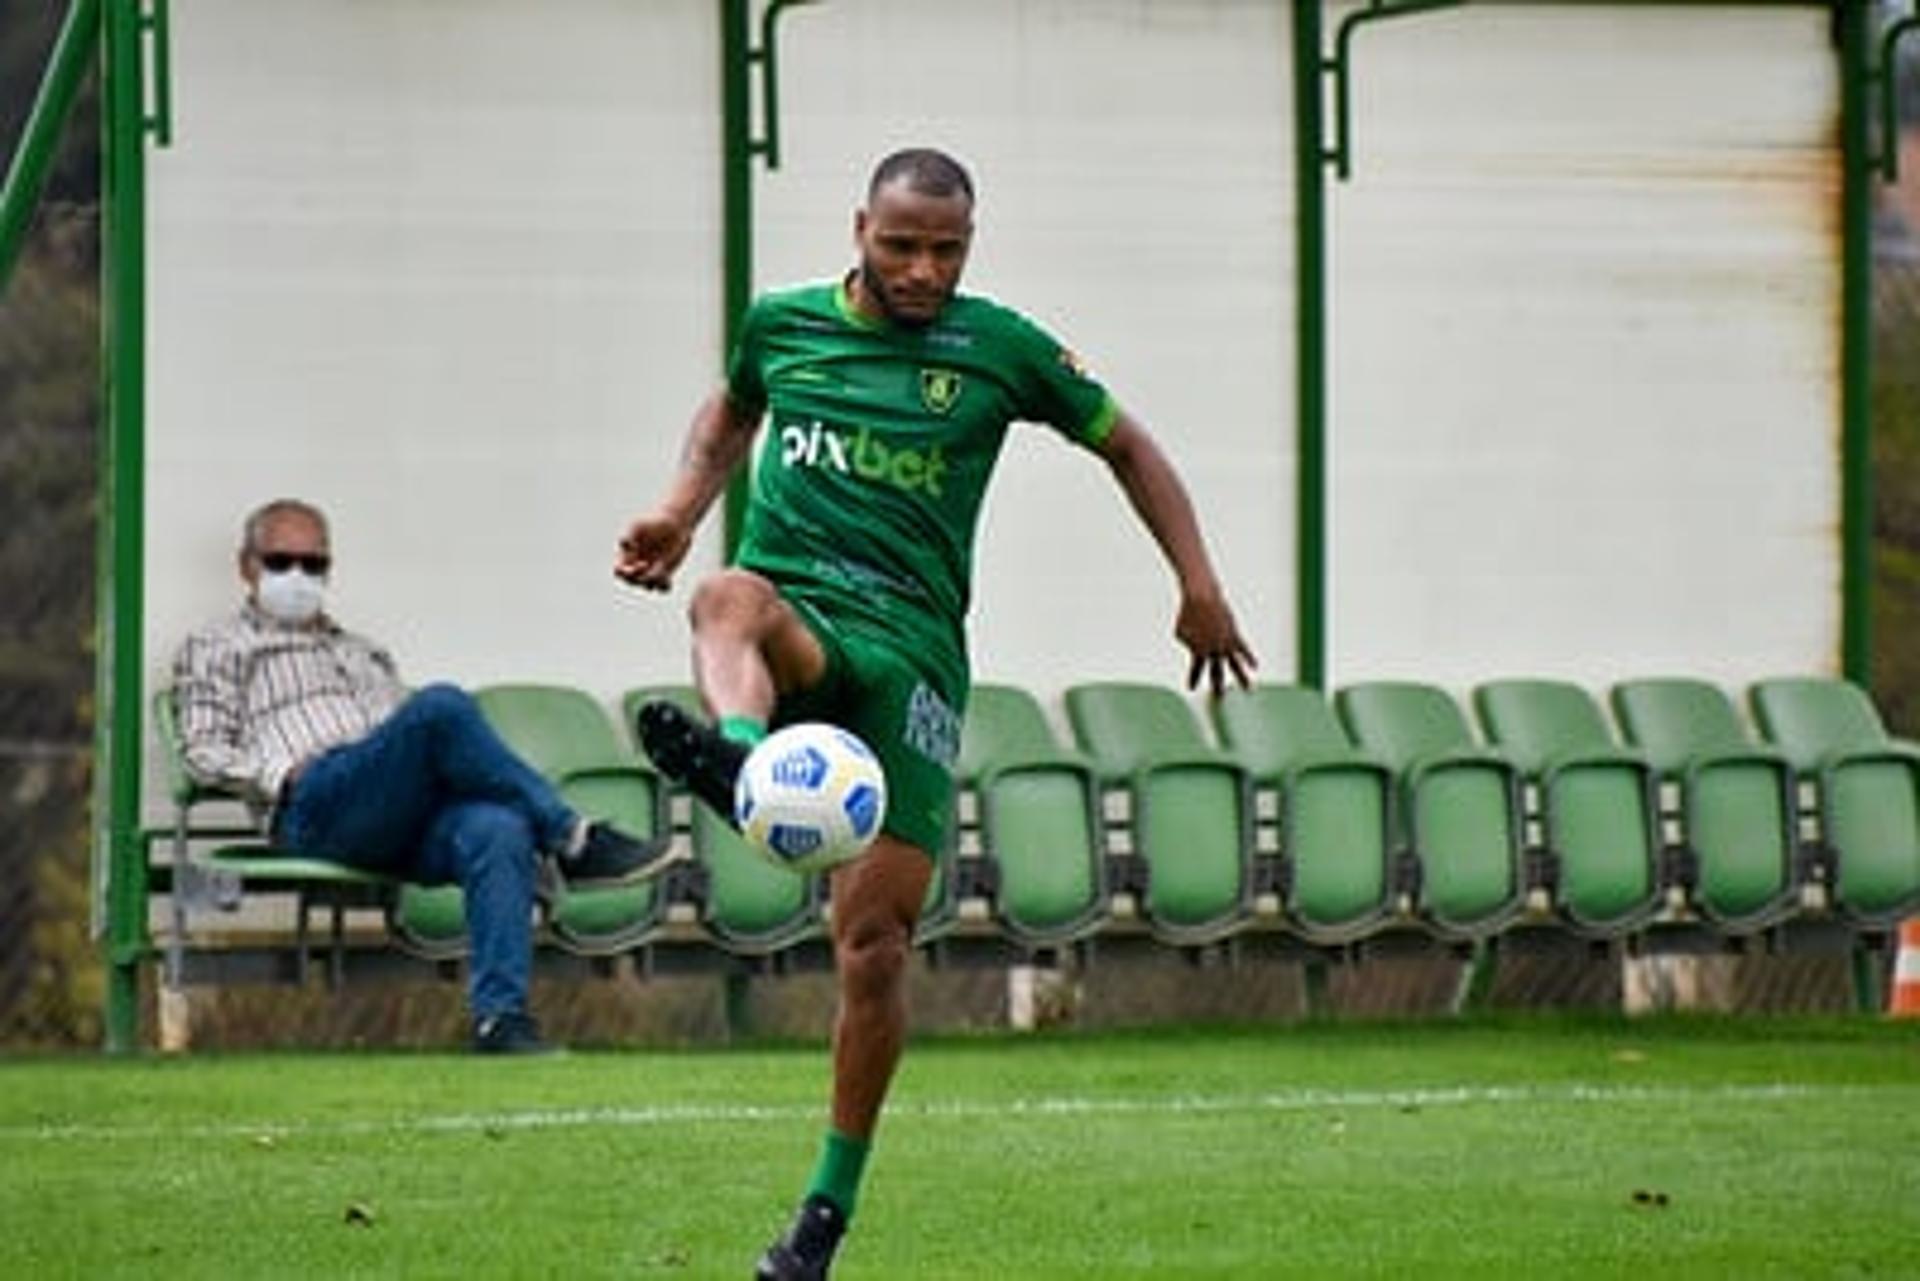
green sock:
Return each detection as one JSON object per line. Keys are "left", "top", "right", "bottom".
{"left": 805, "top": 1128, "right": 870, "bottom": 1219}
{"left": 718, "top": 714, "right": 768, "bottom": 747}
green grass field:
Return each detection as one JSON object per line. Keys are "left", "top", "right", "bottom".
{"left": 3, "top": 1016, "right": 1917, "bottom": 1279}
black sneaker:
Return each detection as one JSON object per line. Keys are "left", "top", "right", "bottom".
{"left": 754, "top": 1196, "right": 847, "bottom": 1281}
{"left": 635, "top": 700, "right": 750, "bottom": 825}
{"left": 470, "top": 1010, "right": 550, "bottom": 1055}
{"left": 558, "top": 821, "right": 675, "bottom": 890}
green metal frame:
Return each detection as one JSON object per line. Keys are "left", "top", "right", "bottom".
{"left": 1872, "top": 9, "right": 1920, "bottom": 181}
{"left": 99, "top": 0, "right": 170, "bottom": 1053}
{"left": 1293, "top": 0, "right": 1463, "bottom": 690}
{"left": 0, "top": 0, "right": 1892, "bottom": 1045}
{"left": 1294, "top": 0, "right": 1878, "bottom": 692}
{"left": 0, "top": 0, "right": 179, "bottom": 1053}
{"left": 1322, "top": 0, "right": 1466, "bottom": 181}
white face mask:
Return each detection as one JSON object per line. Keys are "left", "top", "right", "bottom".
{"left": 256, "top": 569, "right": 326, "bottom": 624}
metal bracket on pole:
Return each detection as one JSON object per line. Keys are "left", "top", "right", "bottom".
{"left": 747, "top": 0, "right": 819, "bottom": 170}
{"left": 140, "top": 0, "right": 172, "bottom": 147}
{"left": 1871, "top": 6, "right": 1919, "bottom": 182}
{"left": 1323, "top": 0, "right": 1465, "bottom": 181}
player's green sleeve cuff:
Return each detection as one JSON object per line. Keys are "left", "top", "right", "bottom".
{"left": 1080, "top": 394, "right": 1119, "bottom": 449}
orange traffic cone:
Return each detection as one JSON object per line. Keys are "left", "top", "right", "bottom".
{"left": 1890, "top": 918, "right": 1920, "bottom": 1018}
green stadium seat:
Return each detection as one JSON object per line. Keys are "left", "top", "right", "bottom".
{"left": 1609, "top": 677, "right": 1802, "bottom": 930}
{"left": 623, "top": 685, "right": 822, "bottom": 954}
{"left": 151, "top": 688, "right": 398, "bottom": 984}
{"left": 957, "top": 683, "right": 1107, "bottom": 946}
{"left": 1333, "top": 681, "right": 1526, "bottom": 940}
{"left": 1747, "top": 677, "right": 1920, "bottom": 925}
{"left": 1063, "top": 681, "right": 1255, "bottom": 944}
{"left": 1209, "top": 684, "right": 1398, "bottom": 943}
{"left": 387, "top": 883, "right": 468, "bottom": 960}
{"left": 475, "top": 683, "right": 672, "bottom": 955}
{"left": 1471, "top": 679, "right": 1664, "bottom": 936}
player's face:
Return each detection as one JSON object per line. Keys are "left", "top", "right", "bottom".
{"left": 853, "top": 181, "right": 973, "bottom": 327}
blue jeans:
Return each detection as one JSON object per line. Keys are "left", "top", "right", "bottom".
{"left": 276, "top": 683, "right": 575, "bottom": 1019}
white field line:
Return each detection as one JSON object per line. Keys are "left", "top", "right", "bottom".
{"left": 4, "top": 1081, "right": 1914, "bottom": 1144}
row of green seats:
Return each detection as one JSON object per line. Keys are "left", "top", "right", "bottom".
{"left": 154, "top": 674, "right": 1920, "bottom": 982}
{"left": 963, "top": 676, "right": 1920, "bottom": 955}
{"left": 963, "top": 682, "right": 1372, "bottom": 949}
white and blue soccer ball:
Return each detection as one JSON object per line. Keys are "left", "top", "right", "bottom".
{"left": 733, "top": 722, "right": 888, "bottom": 874}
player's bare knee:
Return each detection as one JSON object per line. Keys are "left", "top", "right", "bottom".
{"left": 688, "top": 569, "right": 779, "bottom": 638}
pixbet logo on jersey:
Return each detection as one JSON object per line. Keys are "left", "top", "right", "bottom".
{"left": 778, "top": 420, "right": 948, "bottom": 497}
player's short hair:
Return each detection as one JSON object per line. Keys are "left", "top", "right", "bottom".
{"left": 241, "top": 498, "right": 329, "bottom": 555}
{"left": 868, "top": 148, "right": 975, "bottom": 205}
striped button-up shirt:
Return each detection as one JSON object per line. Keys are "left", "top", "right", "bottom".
{"left": 170, "top": 602, "right": 407, "bottom": 824}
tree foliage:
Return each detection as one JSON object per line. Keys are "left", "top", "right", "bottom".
{"left": 1, "top": 0, "right": 99, "bottom": 208}
{"left": 1, "top": 0, "right": 101, "bottom": 1047}
{"left": 1872, "top": 246, "right": 1920, "bottom": 736}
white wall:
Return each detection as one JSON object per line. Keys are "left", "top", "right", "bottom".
{"left": 142, "top": 0, "right": 1844, "bottom": 802}
{"left": 146, "top": 0, "right": 722, "bottom": 816}
{"left": 1328, "top": 2, "right": 1840, "bottom": 698}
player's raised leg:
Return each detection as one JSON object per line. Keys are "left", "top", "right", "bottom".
{"left": 636, "top": 569, "right": 826, "bottom": 816}
{"left": 757, "top": 836, "right": 933, "bottom": 1281}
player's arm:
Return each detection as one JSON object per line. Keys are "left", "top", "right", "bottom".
{"left": 1097, "top": 409, "right": 1257, "bottom": 694}
{"left": 616, "top": 387, "right": 764, "bottom": 592}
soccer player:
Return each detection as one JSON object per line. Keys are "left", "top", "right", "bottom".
{"left": 615, "top": 147, "right": 1256, "bottom": 1278}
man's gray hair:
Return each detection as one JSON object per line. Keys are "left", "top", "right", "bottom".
{"left": 241, "top": 498, "right": 328, "bottom": 555}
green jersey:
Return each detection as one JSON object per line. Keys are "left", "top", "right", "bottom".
{"left": 729, "top": 278, "right": 1117, "bottom": 684}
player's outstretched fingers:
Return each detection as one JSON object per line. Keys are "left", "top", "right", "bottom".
{"left": 1226, "top": 637, "right": 1257, "bottom": 690}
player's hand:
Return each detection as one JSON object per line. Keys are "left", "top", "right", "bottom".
{"left": 1176, "top": 589, "right": 1257, "bottom": 696}
{"left": 615, "top": 514, "right": 694, "bottom": 592}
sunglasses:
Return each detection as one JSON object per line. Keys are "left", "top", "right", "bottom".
{"left": 257, "top": 552, "right": 331, "bottom": 575}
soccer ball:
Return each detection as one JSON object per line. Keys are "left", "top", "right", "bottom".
{"left": 733, "top": 722, "right": 888, "bottom": 874}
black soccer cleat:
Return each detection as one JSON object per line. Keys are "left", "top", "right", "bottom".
{"left": 754, "top": 1195, "right": 847, "bottom": 1281}
{"left": 557, "top": 821, "right": 676, "bottom": 890}
{"left": 635, "top": 700, "right": 749, "bottom": 825}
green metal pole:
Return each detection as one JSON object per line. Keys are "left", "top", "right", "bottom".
{"left": 719, "top": 1, "right": 756, "bottom": 1032}
{"left": 1293, "top": 0, "right": 1328, "bottom": 690}
{"left": 1850, "top": 940, "right": 1885, "bottom": 1015}
{"left": 720, "top": 0, "right": 753, "bottom": 561}
{"left": 1839, "top": 0, "right": 1872, "bottom": 685}
{"left": 1300, "top": 957, "right": 1331, "bottom": 1018}
{"left": 100, "top": 0, "right": 149, "bottom": 1053}
{"left": 0, "top": 0, "right": 100, "bottom": 292}
{"left": 723, "top": 969, "right": 753, "bottom": 1041}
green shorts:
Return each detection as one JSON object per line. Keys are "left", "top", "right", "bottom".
{"left": 773, "top": 595, "right": 966, "bottom": 859}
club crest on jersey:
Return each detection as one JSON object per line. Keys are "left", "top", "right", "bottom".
{"left": 920, "top": 368, "right": 963, "bottom": 415}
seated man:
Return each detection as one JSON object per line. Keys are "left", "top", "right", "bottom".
{"left": 171, "top": 497, "right": 667, "bottom": 1053}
